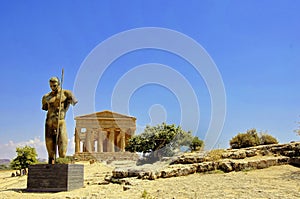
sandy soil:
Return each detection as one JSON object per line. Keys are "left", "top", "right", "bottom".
{"left": 0, "top": 162, "right": 300, "bottom": 199}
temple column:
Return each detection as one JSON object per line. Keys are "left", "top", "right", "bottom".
{"left": 97, "top": 130, "right": 104, "bottom": 152}
{"left": 103, "top": 131, "right": 108, "bottom": 152}
{"left": 75, "top": 128, "right": 80, "bottom": 153}
{"left": 107, "top": 129, "right": 115, "bottom": 152}
{"left": 115, "top": 130, "right": 120, "bottom": 152}
{"left": 91, "top": 130, "right": 95, "bottom": 152}
{"left": 85, "top": 129, "right": 92, "bottom": 152}
{"left": 83, "top": 142, "right": 86, "bottom": 152}
{"left": 120, "top": 131, "right": 126, "bottom": 152}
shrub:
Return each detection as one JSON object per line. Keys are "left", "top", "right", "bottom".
{"left": 56, "top": 156, "right": 75, "bottom": 164}
{"left": 230, "top": 129, "right": 279, "bottom": 149}
{"left": 260, "top": 134, "right": 278, "bottom": 145}
{"left": 230, "top": 129, "right": 260, "bottom": 149}
{"left": 141, "top": 190, "right": 154, "bottom": 199}
{"left": 190, "top": 136, "right": 204, "bottom": 152}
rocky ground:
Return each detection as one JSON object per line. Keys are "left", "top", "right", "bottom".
{"left": 1, "top": 142, "right": 300, "bottom": 198}
{"left": 0, "top": 161, "right": 300, "bottom": 199}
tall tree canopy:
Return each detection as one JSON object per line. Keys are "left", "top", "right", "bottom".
{"left": 10, "top": 146, "right": 38, "bottom": 175}
{"left": 126, "top": 123, "right": 195, "bottom": 161}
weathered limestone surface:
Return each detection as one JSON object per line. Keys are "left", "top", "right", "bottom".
{"left": 109, "top": 142, "right": 300, "bottom": 182}
{"left": 111, "top": 156, "right": 290, "bottom": 180}
{"left": 74, "top": 152, "right": 139, "bottom": 163}
{"left": 289, "top": 157, "right": 300, "bottom": 166}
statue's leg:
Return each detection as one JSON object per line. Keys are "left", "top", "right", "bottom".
{"left": 58, "top": 120, "right": 68, "bottom": 158}
{"left": 45, "top": 122, "right": 55, "bottom": 164}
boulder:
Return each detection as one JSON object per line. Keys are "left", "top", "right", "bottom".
{"left": 112, "top": 168, "right": 128, "bottom": 178}
{"left": 231, "top": 150, "right": 246, "bottom": 159}
{"left": 232, "top": 161, "right": 249, "bottom": 171}
{"left": 218, "top": 161, "right": 233, "bottom": 172}
{"left": 289, "top": 157, "right": 300, "bottom": 167}
{"left": 245, "top": 149, "right": 257, "bottom": 157}
{"left": 197, "top": 162, "right": 217, "bottom": 172}
{"left": 221, "top": 152, "right": 231, "bottom": 159}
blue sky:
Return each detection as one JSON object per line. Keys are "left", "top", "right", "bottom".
{"left": 0, "top": 1, "right": 299, "bottom": 159}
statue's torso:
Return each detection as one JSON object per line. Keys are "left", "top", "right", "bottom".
{"left": 42, "top": 90, "right": 76, "bottom": 121}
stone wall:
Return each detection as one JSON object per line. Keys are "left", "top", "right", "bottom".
{"left": 110, "top": 142, "right": 300, "bottom": 181}
{"left": 74, "top": 152, "right": 139, "bottom": 163}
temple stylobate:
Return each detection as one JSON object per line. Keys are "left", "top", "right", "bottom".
{"left": 74, "top": 110, "right": 136, "bottom": 153}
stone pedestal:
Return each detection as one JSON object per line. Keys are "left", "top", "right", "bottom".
{"left": 27, "top": 164, "right": 84, "bottom": 192}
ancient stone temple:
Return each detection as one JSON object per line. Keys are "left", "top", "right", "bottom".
{"left": 74, "top": 110, "right": 136, "bottom": 154}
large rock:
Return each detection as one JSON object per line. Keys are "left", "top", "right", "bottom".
{"left": 160, "top": 164, "right": 197, "bottom": 178}
{"left": 171, "top": 154, "right": 205, "bottom": 164}
{"left": 230, "top": 150, "right": 247, "bottom": 159}
{"left": 245, "top": 149, "right": 257, "bottom": 157}
{"left": 221, "top": 149, "right": 257, "bottom": 160}
{"left": 289, "top": 157, "right": 300, "bottom": 167}
{"left": 112, "top": 168, "right": 129, "bottom": 178}
{"left": 197, "top": 162, "right": 217, "bottom": 172}
{"left": 218, "top": 161, "right": 233, "bottom": 172}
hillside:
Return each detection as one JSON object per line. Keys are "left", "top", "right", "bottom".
{"left": 0, "top": 159, "right": 10, "bottom": 166}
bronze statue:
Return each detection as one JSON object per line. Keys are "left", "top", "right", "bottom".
{"left": 42, "top": 76, "right": 77, "bottom": 164}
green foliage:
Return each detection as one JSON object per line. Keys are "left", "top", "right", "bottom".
{"left": 230, "top": 129, "right": 279, "bottom": 149}
{"left": 56, "top": 156, "right": 74, "bottom": 164}
{"left": 230, "top": 129, "right": 260, "bottom": 149}
{"left": 126, "top": 123, "right": 193, "bottom": 160}
{"left": 141, "top": 190, "right": 154, "bottom": 199}
{"left": 190, "top": 136, "right": 204, "bottom": 152}
{"left": 260, "top": 134, "right": 278, "bottom": 145}
{"left": 10, "top": 146, "right": 38, "bottom": 173}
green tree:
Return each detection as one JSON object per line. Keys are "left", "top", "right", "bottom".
{"left": 10, "top": 146, "right": 38, "bottom": 175}
{"left": 126, "top": 123, "right": 194, "bottom": 161}
{"left": 189, "top": 136, "right": 204, "bottom": 152}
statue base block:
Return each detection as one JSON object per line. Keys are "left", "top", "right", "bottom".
{"left": 27, "top": 164, "right": 84, "bottom": 192}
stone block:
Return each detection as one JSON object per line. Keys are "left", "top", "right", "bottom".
{"left": 218, "top": 161, "right": 233, "bottom": 172}
{"left": 231, "top": 150, "right": 246, "bottom": 159}
{"left": 289, "top": 157, "right": 300, "bottom": 167}
{"left": 27, "top": 164, "right": 84, "bottom": 192}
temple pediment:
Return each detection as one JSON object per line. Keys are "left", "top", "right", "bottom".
{"left": 75, "top": 110, "right": 136, "bottom": 120}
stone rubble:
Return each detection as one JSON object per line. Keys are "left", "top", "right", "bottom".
{"left": 108, "top": 142, "right": 300, "bottom": 183}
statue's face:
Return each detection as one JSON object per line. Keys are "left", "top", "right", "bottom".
{"left": 49, "top": 81, "right": 59, "bottom": 92}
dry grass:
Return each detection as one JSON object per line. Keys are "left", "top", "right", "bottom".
{"left": 206, "top": 149, "right": 225, "bottom": 161}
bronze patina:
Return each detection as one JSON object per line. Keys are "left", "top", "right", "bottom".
{"left": 42, "top": 76, "right": 77, "bottom": 164}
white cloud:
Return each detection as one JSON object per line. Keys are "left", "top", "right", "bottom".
{"left": 0, "top": 136, "right": 76, "bottom": 160}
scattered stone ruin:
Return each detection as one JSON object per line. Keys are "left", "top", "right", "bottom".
{"left": 110, "top": 142, "right": 300, "bottom": 182}
{"left": 73, "top": 110, "right": 138, "bottom": 162}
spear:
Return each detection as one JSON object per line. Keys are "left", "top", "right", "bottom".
{"left": 55, "top": 68, "right": 64, "bottom": 164}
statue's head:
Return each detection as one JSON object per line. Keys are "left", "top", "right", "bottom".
{"left": 49, "top": 77, "right": 60, "bottom": 92}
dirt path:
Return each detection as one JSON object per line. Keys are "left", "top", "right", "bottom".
{"left": 0, "top": 163, "right": 299, "bottom": 199}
